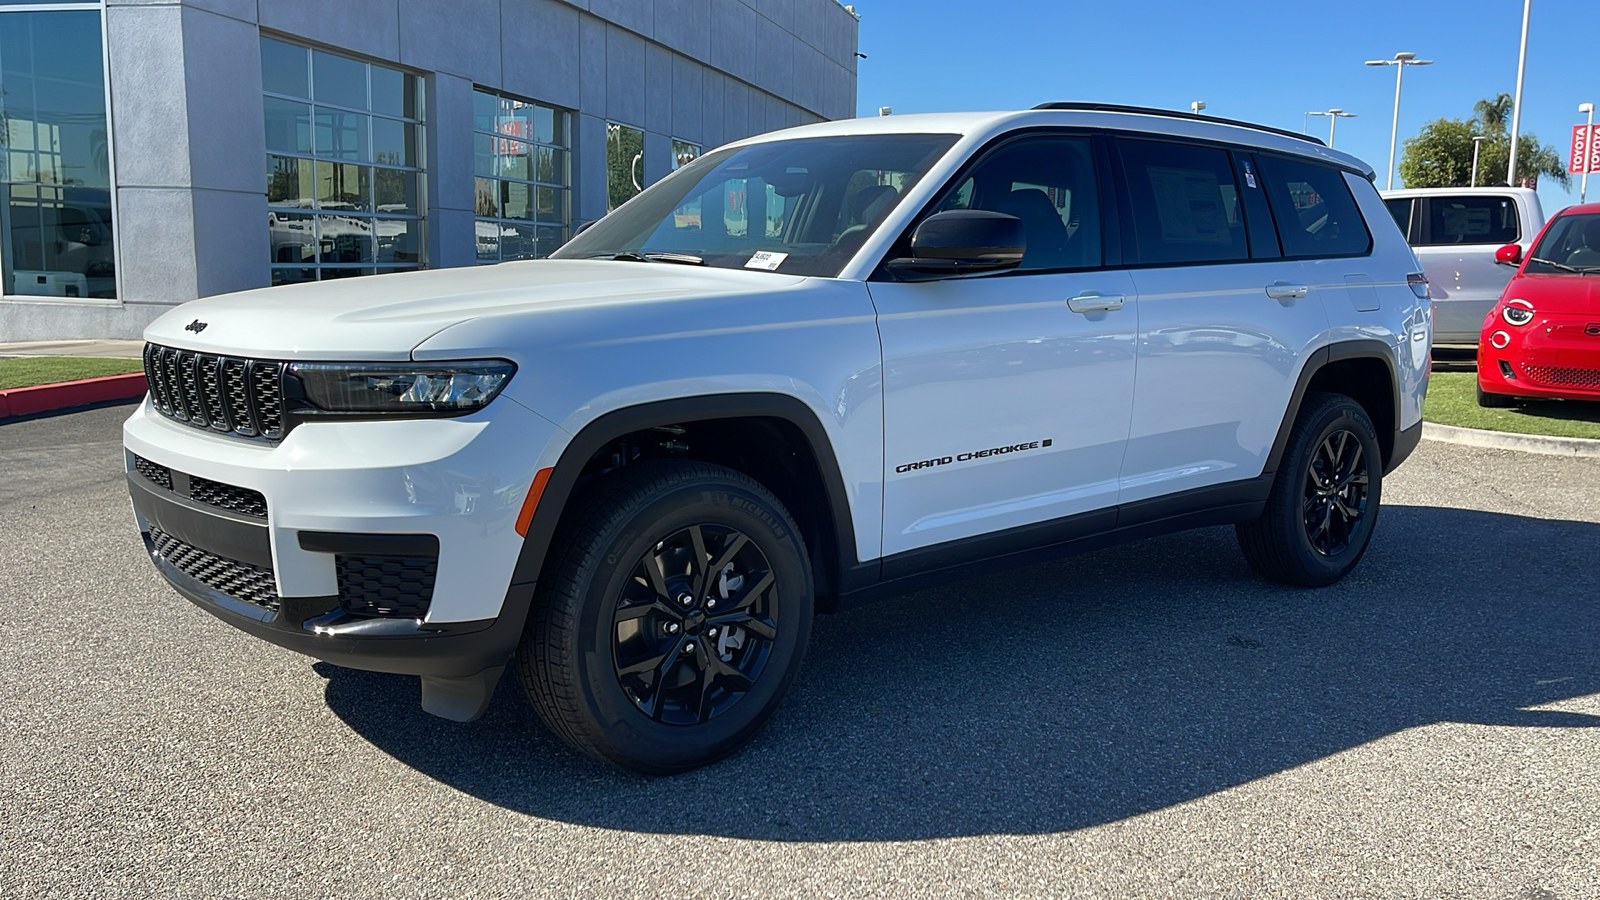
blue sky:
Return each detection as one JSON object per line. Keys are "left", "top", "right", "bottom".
{"left": 852, "top": 0, "right": 1596, "bottom": 215}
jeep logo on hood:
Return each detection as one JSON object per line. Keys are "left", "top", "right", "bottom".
{"left": 184, "top": 319, "right": 208, "bottom": 334}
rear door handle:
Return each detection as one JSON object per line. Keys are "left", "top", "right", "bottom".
{"left": 1265, "top": 282, "right": 1309, "bottom": 301}
{"left": 1067, "top": 293, "right": 1124, "bottom": 314}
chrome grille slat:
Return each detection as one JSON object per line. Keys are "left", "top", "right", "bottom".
{"left": 145, "top": 343, "right": 286, "bottom": 441}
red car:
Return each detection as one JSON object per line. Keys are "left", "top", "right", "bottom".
{"left": 1476, "top": 203, "right": 1600, "bottom": 407}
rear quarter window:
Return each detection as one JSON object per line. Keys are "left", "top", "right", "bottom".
{"left": 1418, "top": 196, "right": 1519, "bottom": 246}
{"left": 1257, "top": 156, "right": 1372, "bottom": 259}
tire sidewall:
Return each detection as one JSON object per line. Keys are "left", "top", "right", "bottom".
{"left": 1280, "top": 399, "right": 1384, "bottom": 582}
{"left": 570, "top": 477, "right": 812, "bottom": 771}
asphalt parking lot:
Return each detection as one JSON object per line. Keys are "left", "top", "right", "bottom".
{"left": 2, "top": 404, "right": 1597, "bottom": 899}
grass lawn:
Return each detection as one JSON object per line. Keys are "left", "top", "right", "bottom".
{"left": 0, "top": 356, "right": 145, "bottom": 391}
{"left": 1425, "top": 371, "right": 1600, "bottom": 440}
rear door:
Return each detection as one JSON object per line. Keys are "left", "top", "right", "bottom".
{"left": 1116, "top": 138, "right": 1329, "bottom": 503}
{"left": 1415, "top": 194, "right": 1522, "bottom": 344}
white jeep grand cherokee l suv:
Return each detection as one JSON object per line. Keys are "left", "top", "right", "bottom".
{"left": 125, "top": 104, "right": 1430, "bottom": 773}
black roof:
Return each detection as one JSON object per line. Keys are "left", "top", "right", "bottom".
{"left": 1032, "top": 102, "right": 1325, "bottom": 146}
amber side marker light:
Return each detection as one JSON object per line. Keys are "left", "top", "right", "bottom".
{"left": 515, "top": 467, "right": 555, "bottom": 537}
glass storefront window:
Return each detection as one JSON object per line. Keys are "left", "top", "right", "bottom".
{"left": 472, "top": 88, "right": 570, "bottom": 263}
{"left": 261, "top": 36, "right": 425, "bottom": 285}
{"left": 0, "top": 8, "right": 116, "bottom": 299}
{"left": 607, "top": 122, "right": 644, "bottom": 213}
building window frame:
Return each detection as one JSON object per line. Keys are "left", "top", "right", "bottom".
{"left": 0, "top": 0, "right": 122, "bottom": 306}
{"left": 261, "top": 33, "right": 427, "bottom": 286}
{"left": 472, "top": 87, "right": 571, "bottom": 264}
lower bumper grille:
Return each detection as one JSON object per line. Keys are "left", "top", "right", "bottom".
{"left": 150, "top": 527, "right": 280, "bottom": 612}
{"left": 131, "top": 455, "right": 267, "bottom": 520}
{"left": 1519, "top": 363, "right": 1600, "bottom": 389}
{"left": 336, "top": 555, "right": 437, "bottom": 618}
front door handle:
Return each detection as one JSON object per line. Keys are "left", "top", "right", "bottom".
{"left": 1067, "top": 293, "right": 1124, "bottom": 314}
{"left": 1265, "top": 282, "right": 1309, "bottom": 301}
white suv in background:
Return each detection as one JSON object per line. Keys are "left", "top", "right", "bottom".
{"left": 1382, "top": 186, "right": 1544, "bottom": 348}
{"left": 125, "top": 104, "right": 1430, "bottom": 773}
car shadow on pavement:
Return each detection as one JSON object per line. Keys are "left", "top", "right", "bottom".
{"left": 320, "top": 504, "right": 1600, "bottom": 841}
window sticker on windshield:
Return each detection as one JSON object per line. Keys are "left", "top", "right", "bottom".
{"left": 1242, "top": 160, "right": 1258, "bottom": 189}
{"left": 745, "top": 251, "right": 788, "bottom": 271}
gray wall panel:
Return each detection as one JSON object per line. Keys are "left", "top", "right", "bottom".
{"left": 575, "top": 114, "right": 608, "bottom": 222}
{"left": 502, "top": 0, "right": 582, "bottom": 109}
{"left": 106, "top": 4, "right": 191, "bottom": 188}
{"left": 587, "top": 0, "right": 650, "bottom": 38}
{"left": 578, "top": 12, "right": 607, "bottom": 113}
{"left": 431, "top": 207, "right": 478, "bottom": 269}
{"left": 653, "top": 0, "right": 710, "bottom": 62}
{"left": 699, "top": 69, "right": 725, "bottom": 149}
{"left": 709, "top": 0, "right": 759, "bottom": 87}
{"left": 115, "top": 189, "right": 199, "bottom": 304}
{"left": 191, "top": 188, "right": 269, "bottom": 297}
{"left": 723, "top": 77, "right": 749, "bottom": 142}
{"left": 644, "top": 43, "right": 672, "bottom": 135}
{"left": 604, "top": 25, "right": 644, "bottom": 126}
{"left": 670, "top": 55, "right": 703, "bottom": 143}
{"left": 642, "top": 130, "right": 671, "bottom": 188}
{"left": 181, "top": 7, "right": 264, "bottom": 195}
{"left": 257, "top": 0, "right": 401, "bottom": 61}
{"left": 398, "top": 0, "right": 501, "bottom": 83}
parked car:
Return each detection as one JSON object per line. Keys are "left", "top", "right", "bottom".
{"left": 126, "top": 104, "right": 1430, "bottom": 773}
{"left": 1382, "top": 187, "right": 1545, "bottom": 349}
{"left": 1476, "top": 203, "right": 1600, "bottom": 407}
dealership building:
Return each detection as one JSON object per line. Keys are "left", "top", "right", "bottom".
{"left": 0, "top": 0, "right": 859, "bottom": 340}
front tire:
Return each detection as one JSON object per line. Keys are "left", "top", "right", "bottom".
{"left": 1237, "top": 392, "right": 1383, "bottom": 587}
{"left": 518, "top": 460, "right": 813, "bottom": 774}
{"left": 1476, "top": 381, "right": 1516, "bottom": 408}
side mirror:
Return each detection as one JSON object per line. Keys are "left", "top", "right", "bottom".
{"left": 884, "top": 210, "right": 1025, "bottom": 280}
{"left": 1495, "top": 243, "right": 1523, "bottom": 266}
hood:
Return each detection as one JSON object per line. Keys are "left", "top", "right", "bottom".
{"left": 1504, "top": 272, "right": 1600, "bottom": 315}
{"left": 143, "top": 260, "right": 807, "bottom": 360}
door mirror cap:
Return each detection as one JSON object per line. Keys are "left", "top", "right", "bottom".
{"left": 1495, "top": 243, "right": 1523, "bottom": 266}
{"left": 884, "top": 210, "right": 1026, "bottom": 280}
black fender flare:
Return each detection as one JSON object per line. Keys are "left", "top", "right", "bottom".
{"left": 1263, "top": 339, "right": 1401, "bottom": 477}
{"left": 506, "top": 392, "right": 869, "bottom": 604}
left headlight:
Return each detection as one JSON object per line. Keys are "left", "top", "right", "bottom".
{"left": 1502, "top": 299, "right": 1535, "bottom": 327}
{"left": 287, "top": 360, "right": 516, "bottom": 414}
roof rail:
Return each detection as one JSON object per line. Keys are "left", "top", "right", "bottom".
{"left": 1031, "top": 102, "right": 1325, "bottom": 146}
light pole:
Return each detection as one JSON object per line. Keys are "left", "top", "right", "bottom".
{"left": 1366, "top": 52, "right": 1434, "bottom": 190}
{"left": 1307, "top": 108, "right": 1357, "bottom": 147}
{"left": 1507, "top": 0, "right": 1531, "bottom": 186}
{"left": 1580, "top": 102, "right": 1595, "bottom": 202}
{"left": 1471, "top": 135, "right": 1489, "bottom": 188}
{"left": 1191, "top": 100, "right": 1206, "bottom": 116}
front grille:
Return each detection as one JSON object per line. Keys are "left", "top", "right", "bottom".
{"left": 189, "top": 476, "right": 268, "bottom": 519}
{"left": 1519, "top": 363, "right": 1600, "bottom": 389}
{"left": 149, "top": 527, "right": 280, "bottom": 612}
{"left": 144, "top": 343, "right": 286, "bottom": 439}
{"left": 336, "top": 555, "right": 437, "bottom": 618}
{"left": 133, "top": 455, "right": 172, "bottom": 490}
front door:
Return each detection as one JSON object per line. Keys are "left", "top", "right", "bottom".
{"left": 870, "top": 134, "right": 1137, "bottom": 561}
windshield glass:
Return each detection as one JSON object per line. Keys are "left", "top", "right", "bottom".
{"left": 1525, "top": 212, "right": 1600, "bottom": 274}
{"left": 551, "top": 133, "right": 960, "bottom": 277}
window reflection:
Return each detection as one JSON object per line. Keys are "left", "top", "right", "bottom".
{"left": 473, "top": 88, "right": 571, "bottom": 263}
{"left": 1, "top": 9, "right": 116, "bottom": 298}
{"left": 261, "top": 37, "right": 424, "bottom": 285}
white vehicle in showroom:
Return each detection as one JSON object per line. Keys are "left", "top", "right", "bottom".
{"left": 126, "top": 104, "right": 1430, "bottom": 773}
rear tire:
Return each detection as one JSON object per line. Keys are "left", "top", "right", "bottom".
{"left": 1237, "top": 392, "right": 1383, "bottom": 587}
{"left": 1476, "top": 381, "right": 1516, "bottom": 408}
{"left": 518, "top": 460, "right": 813, "bottom": 774}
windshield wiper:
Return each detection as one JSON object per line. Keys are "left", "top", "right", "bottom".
{"left": 1529, "top": 257, "right": 1582, "bottom": 273}
{"left": 585, "top": 251, "right": 704, "bottom": 266}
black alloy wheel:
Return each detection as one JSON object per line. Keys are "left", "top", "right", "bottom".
{"left": 1301, "top": 429, "right": 1370, "bottom": 557}
{"left": 612, "top": 524, "right": 779, "bottom": 726}
{"left": 519, "top": 460, "right": 812, "bottom": 774}
{"left": 1237, "top": 392, "right": 1384, "bottom": 587}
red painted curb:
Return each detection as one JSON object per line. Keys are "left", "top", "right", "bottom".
{"left": 0, "top": 372, "right": 148, "bottom": 419}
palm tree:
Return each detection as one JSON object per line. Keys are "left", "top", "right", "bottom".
{"left": 1474, "top": 93, "right": 1514, "bottom": 135}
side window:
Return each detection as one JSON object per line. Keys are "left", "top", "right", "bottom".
{"left": 1256, "top": 155, "right": 1372, "bottom": 258}
{"left": 1118, "top": 139, "right": 1248, "bottom": 265}
{"left": 936, "top": 136, "right": 1101, "bottom": 271}
{"left": 1385, "top": 197, "right": 1416, "bottom": 240}
{"left": 1418, "top": 196, "right": 1519, "bottom": 246}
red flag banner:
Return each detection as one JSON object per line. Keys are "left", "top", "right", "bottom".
{"left": 1572, "top": 124, "right": 1597, "bottom": 174}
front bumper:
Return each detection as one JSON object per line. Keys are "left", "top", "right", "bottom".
{"left": 124, "top": 396, "right": 566, "bottom": 713}
{"left": 1477, "top": 313, "right": 1600, "bottom": 401}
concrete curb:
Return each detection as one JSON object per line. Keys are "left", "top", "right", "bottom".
{"left": 1422, "top": 421, "right": 1600, "bottom": 458}
{"left": 0, "top": 373, "right": 147, "bottom": 420}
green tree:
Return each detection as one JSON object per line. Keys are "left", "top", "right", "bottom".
{"left": 1399, "top": 94, "right": 1570, "bottom": 190}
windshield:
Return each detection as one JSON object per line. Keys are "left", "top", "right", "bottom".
{"left": 1525, "top": 212, "right": 1600, "bottom": 274}
{"left": 551, "top": 133, "right": 960, "bottom": 277}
